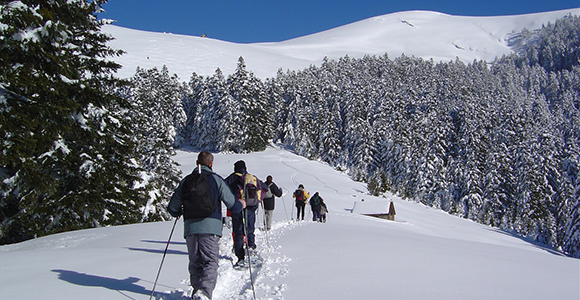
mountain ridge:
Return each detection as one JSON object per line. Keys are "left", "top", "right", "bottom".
{"left": 103, "top": 8, "right": 579, "bottom": 80}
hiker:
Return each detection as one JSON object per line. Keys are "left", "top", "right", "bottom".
{"left": 262, "top": 175, "right": 283, "bottom": 231}
{"left": 320, "top": 198, "right": 328, "bottom": 223}
{"left": 167, "top": 151, "right": 246, "bottom": 300}
{"left": 225, "top": 160, "right": 268, "bottom": 266}
{"left": 293, "top": 184, "right": 310, "bottom": 220}
{"left": 309, "top": 192, "right": 323, "bottom": 222}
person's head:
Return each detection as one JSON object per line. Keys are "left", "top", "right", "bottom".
{"left": 197, "top": 151, "right": 214, "bottom": 168}
{"left": 234, "top": 160, "right": 246, "bottom": 173}
{"left": 266, "top": 175, "right": 273, "bottom": 182}
{"left": 298, "top": 184, "right": 304, "bottom": 189}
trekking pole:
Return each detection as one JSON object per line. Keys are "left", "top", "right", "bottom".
{"left": 261, "top": 201, "right": 270, "bottom": 249}
{"left": 242, "top": 209, "right": 257, "bottom": 300}
{"left": 290, "top": 194, "right": 295, "bottom": 221}
{"left": 149, "top": 217, "right": 179, "bottom": 300}
{"left": 281, "top": 188, "right": 289, "bottom": 220}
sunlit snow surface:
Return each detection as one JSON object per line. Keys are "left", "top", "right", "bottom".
{"left": 2, "top": 9, "right": 579, "bottom": 300}
{"left": 103, "top": 9, "right": 579, "bottom": 80}
{"left": 1, "top": 147, "right": 577, "bottom": 299}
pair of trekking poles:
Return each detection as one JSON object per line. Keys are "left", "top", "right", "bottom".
{"left": 149, "top": 211, "right": 257, "bottom": 300}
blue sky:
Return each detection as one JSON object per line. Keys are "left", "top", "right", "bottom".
{"left": 100, "top": 0, "right": 579, "bottom": 43}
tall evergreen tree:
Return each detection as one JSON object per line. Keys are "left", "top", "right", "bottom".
{"left": 126, "top": 66, "right": 185, "bottom": 220}
{"left": 0, "top": 0, "right": 147, "bottom": 243}
{"left": 226, "top": 57, "right": 268, "bottom": 152}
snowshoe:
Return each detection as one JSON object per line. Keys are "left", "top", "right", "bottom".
{"left": 234, "top": 258, "right": 249, "bottom": 270}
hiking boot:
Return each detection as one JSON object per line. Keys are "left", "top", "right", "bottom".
{"left": 234, "top": 258, "right": 247, "bottom": 269}
{"left": 248, "top": 244, "right": 257, "bottom": 250}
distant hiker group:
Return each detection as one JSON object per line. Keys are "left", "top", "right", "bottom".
{"left": 293, "top": 184, "right": 328, "bottom": 222}
{"left": 166, "top": 154, "right": 328, "bottom": 300}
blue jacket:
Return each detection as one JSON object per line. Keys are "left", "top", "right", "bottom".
{"left": 168, "top": 165, "right": 242, "bottom": 237}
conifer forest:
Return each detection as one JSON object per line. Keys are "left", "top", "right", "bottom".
{"left": 1, "top": 1, "right": 579, "bottom": 258}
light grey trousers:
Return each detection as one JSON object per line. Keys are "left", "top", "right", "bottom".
{"left": 264, "top": 209, "right": 274, "bottom": 230}
{"left": 186, "top": 234, "right": 219, "bottom": 299}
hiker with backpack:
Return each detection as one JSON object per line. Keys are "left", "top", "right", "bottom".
{"left": 309, "top": 192, "right": 324, "bottom": 222}
{"left": 320, "top": 198, "right": 328, "bottom": 223}
{"left": 263, "top": 175, "right": 283, "bottom": 231}
{"left": 225, "top": 160, "right": 268, "bottom": 267}
{"left": 293, "top": 184, "right": 310, "bottom": 220}
{"left": 167, "top": 151, "right": 246, "bottom": 300}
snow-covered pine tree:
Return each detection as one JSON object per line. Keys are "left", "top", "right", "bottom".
{"left": 126, "top": 66, "right": 185, "bottom": 220}
{"left": 0, "top": 0, "right": 147, "bottom": 243}
{"left": 199, "top": 68, "right": 228, "bottom": 150}
{"left": 226, "top": 57, "right": 269, "bottom": 153}
{"left": 264, "top": 69, "right": 289, "bottom": 144}
{"left": 183, "top": 72, "right": 206, "bottom": 146}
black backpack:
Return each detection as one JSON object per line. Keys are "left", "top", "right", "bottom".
{"left": 182, "top": 171, "right": 217, "bottom": 219}
{"left": 294, "top": 189, "right": 304, "bottom": 201}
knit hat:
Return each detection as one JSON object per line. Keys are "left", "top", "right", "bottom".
{"left": 234, "top": 160, "right": 246, "bottom": 172}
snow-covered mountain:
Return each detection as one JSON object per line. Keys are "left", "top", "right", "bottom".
{"left": 1, "top": 147, "right": 577, "bottom": 299}
{"left": 103, "top": 9, "right": 579, "bottom": 80}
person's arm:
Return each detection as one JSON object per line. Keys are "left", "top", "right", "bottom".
{"left": 216, "top": 174, "right": 244, "bottom": 213}
{"left": 259, "top": 179, "right": 269, "bottom": 200}
{"left": 272, "top": 183, "right": 283, "bottom": 197}
{"left": 167, "top": 179, "right": 184, "bottom": 217}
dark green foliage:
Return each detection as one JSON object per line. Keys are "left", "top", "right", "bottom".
{"left": 0, "top": 0, "right": 148, "bottom": 244}
{"left": 175, "top": 15, "right": 580, "bottom": 257}
{"left": 183, "top": 57, "right": 271, "bottom": 153}
{"left": 124, "top": 66, "right": 185, "bottom": 220}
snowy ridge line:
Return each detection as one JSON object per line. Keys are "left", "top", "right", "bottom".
{"left": 103, "top": 9, "right": 580, "bottom": 80}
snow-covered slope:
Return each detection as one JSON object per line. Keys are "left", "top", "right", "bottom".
{"left": 0, "top": 147, "right": 577, "bottom": 299}
{"left": 103, "top": 9, "right": 579, "bottom": 80}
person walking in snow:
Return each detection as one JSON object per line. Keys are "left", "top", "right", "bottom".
{"left": 225, "top": 160, "right": 268, "bottom": 266}
{"left": 167, "top": 151, "right": 246, "bottom": 300}
{"left": 262, "top": 175, "right": 283, "bottom": 231}
{"left": 293, "top": 184, "right": 309, "bottom": 220}
{"left": 320, "top": 198, "right": 328, "bottom": 223}
{"left": 309, "top": 192, "right": 323, "bottom": 222}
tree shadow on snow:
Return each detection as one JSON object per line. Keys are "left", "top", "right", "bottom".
{"left": 484, "top": 227, "right": 570, "bottom": 257}
{"left": 141, "top": 239, "right": 187, "bottom": 246}
{"left": 126, "top": 247, "right": 188, "bottom": 255}
{"left": 51, "top": 269, "right": 184, "bottom": 299}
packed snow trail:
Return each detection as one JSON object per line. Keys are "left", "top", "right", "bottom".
{"left": 213, "top": 218, "right": 305, "bottom": 299}
{"left": 160, "top": 217, "right": 305, "bottom": 300}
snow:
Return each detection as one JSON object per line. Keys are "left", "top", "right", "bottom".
{"left": 1, "top": 146, "right": 578, "bottom": 299}
{"left": 102, "top": 9, "right": 579, "bottom": 80}
{"left": 1, "top": 9, "right": 579, "bottom": 299}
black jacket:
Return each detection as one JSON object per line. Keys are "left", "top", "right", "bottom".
{"left": 263, "top": 181, "right": 282, "bottom": 210}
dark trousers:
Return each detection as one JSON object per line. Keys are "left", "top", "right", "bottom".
{"left": 186, "top": 234, "right": 219, "bottom": 299}
{"left": 296, "top": 203, "right": 305, "bottom": 220}
{"left": 312, "top": 208, "right": 321, "bottom": 221}
{"left": 232, "top": 206, "right": 257, "bottom": 260}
